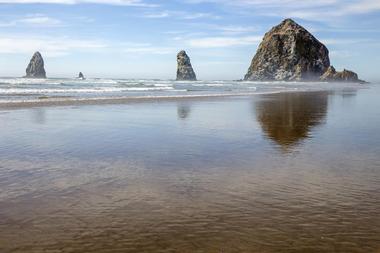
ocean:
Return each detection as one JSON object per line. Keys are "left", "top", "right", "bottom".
{"left": 0, "top": 77, "right": 368, "bottom": 104}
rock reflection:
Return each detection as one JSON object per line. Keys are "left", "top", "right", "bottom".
{"left": 177, "top": 103, "right": 191, "bottom": 120}
{"left": 255, "top": 91, "right": 328, "bottom": 149}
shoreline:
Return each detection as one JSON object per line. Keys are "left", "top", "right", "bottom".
{"left": 0, "top": 82, "right": 370, "bottom": 109}
{"left": 0, "top": 91, "right": 297, "bottom": 109}
{"left": 0, "top": 88, "right": 350, "bottom": 109}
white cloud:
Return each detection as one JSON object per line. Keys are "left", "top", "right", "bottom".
{"left": 321, "top": 38, "right": 374, "bottom": 45}
{"left": 343, "top": 0, "right": 380, "bottom": 14}
{"left": 143, "top": 11, "right": 170, "bottom": 18}
{"left": 0, "top": 14, "right": 63, "bottom": 27}
{"left": 189, "top": 24, "right": 259, "bottom": 35}
{"left": 188, "top": 36, "right": 262, "bottom": 48}
{"left": 216, "top": 25, "right": 258, "bottom": 34}
{"left": 0, "top": 0, "right": 157, "bottom": 7}
{"left": 0, "top": 36, "right": 107, "bottom": 57}
{"left": 122, "top": 43, "right": 175, "bottom": 54}
{"left": 19, "top": 15, "right": 62, "bottom": 26}
{"left": 185, "top": 0, "right": 380, "bottom": 21}
{"left": 181, "top": 12, "right": 220, "bottom": 19}
{"left": 0, "top": 35, "right": 178, "bottom": 57}
{"left": 142, "top": 10, "right": 220, "bottom": 20}
{"left": 329, "top": 50, "right": 354, "bottom": 59}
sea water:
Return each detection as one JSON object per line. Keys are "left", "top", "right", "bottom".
{"left": 0, "top": 77, "right": 368, "bottom": 104}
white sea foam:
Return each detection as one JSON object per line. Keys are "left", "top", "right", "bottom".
{"left": 0, "top": 77, "right": 369, "bottom": 105}
{"left": 0, "top": 86, "right": 179, "bottom": 94}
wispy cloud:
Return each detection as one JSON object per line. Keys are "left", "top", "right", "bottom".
{"left": 0, "top": 0, "right": 157, "bottom": 7}
{"left": 188, "top": 36, "right": 262, "bottom": 48}
{"left": 185, "top": 0, "right": 380, "bottom": 21}
{"left": 142, "top": 10, "right": 220, "bottom": 19}
{"left": 122, "top": 43, "right": 175, "bottom": 54}
{"left": 0, "top": 14, "right": 63, "bottom": 27}
{"left": 329, "top": 50, "right": 355, "bottom": 59}
{"left": 215, "top": 25, "right": 258, "bottom": 35}
{"left": 0, "top": 34, "right": 178, "bottom": 57}
{"left": 0, "top": 35, "right": 107, "bottom": 57}
{"left": 142, "top": 11, "right": 170, "bottom": 18}
{"left": 321, "top": 38, "right": 375, "bottom": 45}
{"left": 188, "top": 23, "right": 259, "bottom": 35}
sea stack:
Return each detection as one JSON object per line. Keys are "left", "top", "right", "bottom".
{"left": 25, "top": 51, "right": 46, "bottom": 78}
{"left": 78, "top": 72, "right": 85, "bottom": 79}
{"left": 176, "top": 50, "right": 197, "bottom": 81}
{"left": 320, "top": 66, "right": 365, "bottom": 83}
{"left": 244, "top": 19, "right": 330, "bottom": 81}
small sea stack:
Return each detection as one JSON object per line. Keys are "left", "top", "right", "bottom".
{"left": 176, "top": 50, "right": 197, "bottom": 81}
{"left": 320, "top": 66, "right": 365, "bottom": 83}
{"left": 78, "top": 72, "right": 85, "bottom": 80}
{"left": 25, "top": 51, "right": 46, "bottom": 78}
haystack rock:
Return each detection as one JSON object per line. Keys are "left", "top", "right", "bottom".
{"left": 176, "top": 50, "right": 197, "bottom": 81}
{"left": 25, "top": 51, "right": 46, "bottom": 78}
{"left": 320, "top": 66, "right": 365, "bottom": 83}
{"left": 244, "top": 19, "right": 330, "bottom": 81}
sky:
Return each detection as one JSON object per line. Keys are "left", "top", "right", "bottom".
{"left": 0, "top": 0, "right": 379, "bottom": 80}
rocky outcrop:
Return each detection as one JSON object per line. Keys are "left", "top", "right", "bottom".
{"left": 320, "top": 66, "right": 365, "bottom": 83}
{"left": 78, "top": 72, "right": 85, "bottom": 79}
{"left": 25, "top": 51, "right": 46, "bottom": 78}
{"left": 244, "top": 19, "right": 330, "bottom": 81}
{"left": 176, "top": 50, "right": 197, "bottom": 81}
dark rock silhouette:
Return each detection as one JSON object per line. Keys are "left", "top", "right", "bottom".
{"left": 244, "top": 19, "right": 330, "bottom": 81}
{"left": 25, "top": 51, "right": 46, "bottom": 78}
{"left": 78, "top": 72, "right": 85, "bottom": 79}
{"left": 177, "top": 104, "right": 191, "bottom": 120}
{"left": 320, "top": 66, "right": 365, "bottom": 83}
{"left": 176, "top": 50, "right": 197, "bottom": 81}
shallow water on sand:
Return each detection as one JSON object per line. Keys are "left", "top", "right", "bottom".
{"left": 0, "top": 84, "right": 379, "bottom": 253}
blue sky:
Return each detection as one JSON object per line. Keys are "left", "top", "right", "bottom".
{"left": 0, "top": 0, "right": 379, "bottom": 80}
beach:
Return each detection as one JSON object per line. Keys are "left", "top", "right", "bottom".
{"left": 0, "top": 83, "right": 379, "bottom": 253}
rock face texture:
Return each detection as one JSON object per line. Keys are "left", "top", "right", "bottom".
{"left": 244, "top": 19, "right": 330, "bottom": 81}
{"left": 25, "top": 51, "right": 46, "bottom": 78}
{"left": 176, "top": 50, "right": 197, "bottom": 81}
{"left": 78, "top": 72, "right": 85, "bottom": 79}
{"left": 320, "top": 66, "right": 364, "bottom": 83}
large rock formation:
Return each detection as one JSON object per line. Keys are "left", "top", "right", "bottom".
{"left": 25, "top": 51, "right": 46, "bottom": 78}
{"left": 244, "top": 19, "right": 330, "bottom": 81}
{"left": 320, "top": 66, "right": 365, "bottom": 83}
{"left": 176, "top": 50, "right": 197, "bottom": 81}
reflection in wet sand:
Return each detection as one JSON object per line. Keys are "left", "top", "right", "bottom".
{"left": 177, "top": 103, "right": 191, "bottom": 120}
{"left": 0, "top": 89, "right": 379, "bottom": 253}
{"left": 255, "top": 91, "right": 328, "bottom": 149}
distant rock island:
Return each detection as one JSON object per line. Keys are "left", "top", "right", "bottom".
{"left": 25, "top": 51, "right": 46, "bottom": 78}
{"left": 78, "top": 72, "right": 85, "bottom": 79}
{"left": 176, "top": 50, "right": 197, "bottom": 81}
{"left": 244, "top": 18, "right": 364, "bottom": 83}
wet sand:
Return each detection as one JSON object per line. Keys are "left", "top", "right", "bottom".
{"left": 0, "top": 86, "right": 379, "bottom": 253}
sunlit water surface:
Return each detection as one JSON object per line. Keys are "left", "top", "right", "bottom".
{"left": 0, "top": 82, "right": 379, "bottom": 253}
